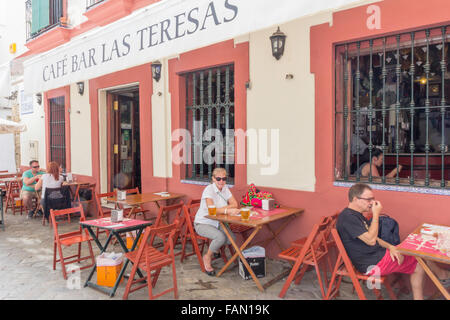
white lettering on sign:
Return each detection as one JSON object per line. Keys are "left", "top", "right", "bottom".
{"left": 24, "top": 0, "right": 364, "bottom": 94}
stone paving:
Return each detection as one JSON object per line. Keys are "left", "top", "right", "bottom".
{"left": 0, "top": 210, "right": 413, "bottom": 300}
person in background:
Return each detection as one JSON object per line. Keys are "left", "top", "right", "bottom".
{"left": 21, "top": 160, "right": 45, "bottom": 219}
{"left": 35, "top": 162, "right": 66, "bottom": 222}
{"left": 336, "top": 183, "right": 450, "bottom": 300}
{"left": 356, "top": 148, "right": 402, "bottom": 178}
{"left": 194, "top": 167, "right": 240, "bottom": 276}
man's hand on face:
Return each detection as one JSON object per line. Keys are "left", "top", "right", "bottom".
{"left": 371, "top": 200, "right": 383, "bottom": 216}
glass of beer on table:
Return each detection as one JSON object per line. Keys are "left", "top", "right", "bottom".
{"left": 208, "top": 205, "right": 216, "bottom": 216}
{"left": 240, "top": 207, "right": 250, "bottom": 221}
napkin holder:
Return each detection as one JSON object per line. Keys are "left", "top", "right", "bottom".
{"left": 111, "top": 209, "right": 124, "bottom": 223}
{"left": 117, "top": 190, "right": 127, "bottom": 201}
{"left": 66, "top": 173, "right": 73, "bottom": 182}
{"left": 262, "top": 199, "right": 275, "bottom": 211}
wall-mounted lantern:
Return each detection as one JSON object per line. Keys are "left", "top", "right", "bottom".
{"left": 76, "top": 81, "right": 85, "bottom": 95}
{"left": 270, "top": 27, "right": 287, "bottom": 60}
{"left": 151, "top": 60, "right": 162, "bottom": 82}
{"left": 36, "top": 93, "right": 42, "bottom": 105}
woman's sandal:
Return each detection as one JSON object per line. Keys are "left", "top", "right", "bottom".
{"left": 205, "top": 269, "right": 216, "bottom": 276}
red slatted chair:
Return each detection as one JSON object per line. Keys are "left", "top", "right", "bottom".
{"left": 50, "top": 205, "right": 95, "bottom": 280}
{"left": 94, "top": 191, "right": 115, "bottom": 238}
{"left": 120, "top": 187, "right": 152, "bottom": 220}
{"left": 123, "top": 221, "right": 180, "bottom": 300}
{"left": 290, "top": 213, "right": 339, "bottom": 254}
{"left": 325, "top": 228, "right": 398, "bottom": 300}
{"left": 278, "top": 216, "right": 334, "bottom": 299}
{"left": 179, "top": 203, "right": 233, "bottom": 272}
{"left": 6, "top": 180, "right": 23, "bottom": 215}
{"left": 149, "top": 202, "right": 184, "bottom": 253}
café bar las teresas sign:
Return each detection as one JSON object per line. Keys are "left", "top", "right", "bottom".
{"left": 23, "top": 0, "right": 361, "bottom": 94}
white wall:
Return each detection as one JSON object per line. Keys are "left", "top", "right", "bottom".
{"left": 246, "top": 12, "right": 333, "bottom": 192}
{"left": 70, "top": 82, "right": 92, "bottom": 176}
{"left": 152, "top": 58, "right": 173, "bottom": 178}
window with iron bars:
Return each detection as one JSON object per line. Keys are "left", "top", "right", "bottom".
{"left": 182, "top": 65, "right": 235, "bottom": 183}
{"left": 335, "top": 25, "right": 450, "bottom": 189}
{"left": 49, "top": 96, "right": 66, "bottom": 170}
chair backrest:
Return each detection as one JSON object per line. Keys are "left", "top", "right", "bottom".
{"left": 328, "top": 228, "right": 368, "bottom": 299}
{"left": 44, "top": 186, "right": 72, "bottom": 217}
{"left": 140, "top": 222, "right": 180, "bottom": 257}
{"left": 124, "top": 187, "right": 140, "bottom": 195}
{"left": 330, "top": 228, "right": 355, "bottom": 271}
{"left": 154, "top": 202, "right": 184, "bottom": 227}
{"left": 76, "top": 183, "right": 96, "bottom": 202}
{"left": 95, "top": 191, "right": 115, "bottom": 217}
{"left": 187, "top": 198, "right": 201, "bottom": 207}
{"left": 181, "top": 202, "right": 200, "bottom": 233}
{"left": 50, "top": 205, "right": 86, "bottom": 238}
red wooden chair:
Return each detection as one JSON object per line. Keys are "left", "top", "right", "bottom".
{"left": 325, "top": 228, "right": 398, "bottom": 300}
{"left": 290, "top": 213, "right": 339, "bottom": 248}
{"left": 6, "top": 180, "right": 23, "bottom": 215}
{"left": 50, "top": 205, "right": 95, "bottom": 280}
{"left": 149, "top": 202, "right": 184, "bottom": 253}
{"left": 278, "top": 216, "right": 335, "bottom": 299}
{"left": 179, "top": 203, "right": 233, "bottom": 272}
{"left": 123, "top": 221, "right": 180, "bottom": 300}
{"left": 120, "top": 187, "right": 152, "bottom": 220}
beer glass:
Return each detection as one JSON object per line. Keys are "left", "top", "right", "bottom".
{"left": 240, "top": 207, "right": 250, "bottom": 221}
{"left": 208, "top": 205, "right": 216, "bottom": 216}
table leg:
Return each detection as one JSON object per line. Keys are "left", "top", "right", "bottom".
{"left": 109, "top": 228, "right": 146, "bottom": 297}
{"left": 416, "top": 257, "right": 450, "bottom": 300}
{"left": 217, "top": 222, "right": 264, "bottom": 292}
{"left": 257, "top": 214, "right": 299, "bottom": 250}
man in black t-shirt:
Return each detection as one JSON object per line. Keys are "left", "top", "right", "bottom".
{"left": 336, "top": 183, "right": 450, "bottom": 300}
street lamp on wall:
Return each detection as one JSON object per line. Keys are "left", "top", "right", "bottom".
{"left": 151, "top": 60, "right": 162, "bottom": 82}
{"left": 36, "top": 93, "right": 42, "bottom": 105}
{"left": 270, "top": 27, "right": 286, "bottom": 60}
{"left": 76, "top": 81, "right": 85, "bottom": 95}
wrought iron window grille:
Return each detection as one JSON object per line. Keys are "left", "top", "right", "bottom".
{"left": 182, "top": 64, "right": 235, "bottom": 184}
{"left": 335, "top": 25, "right": 450, "bottom": 189}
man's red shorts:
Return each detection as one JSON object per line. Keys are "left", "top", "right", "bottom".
{"left": 367, "top": 249, "right": 418, "bottom": 276}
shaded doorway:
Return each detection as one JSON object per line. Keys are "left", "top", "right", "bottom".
{"left": 107, "top": 86, "right": 141, "bottom": 192}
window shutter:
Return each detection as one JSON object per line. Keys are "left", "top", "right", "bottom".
{"left": 31, "top": 0, "right": 49, "bottom": 35}
{"left": 39, "top": 0, "right": 50, "bottom": 30}
{"left": 31, "top": 0, "right": 41, "bottom": 34}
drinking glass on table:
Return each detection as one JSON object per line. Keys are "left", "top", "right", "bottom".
{"left": 240, "top": 207, "right": 250, "bottom": 221}
{"left": 208, "top": 205, "right": 216, "bottom": 216}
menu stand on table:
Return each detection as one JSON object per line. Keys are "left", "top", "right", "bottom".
{"left": 80, "top": 218, "right": 153, "bottom": 297}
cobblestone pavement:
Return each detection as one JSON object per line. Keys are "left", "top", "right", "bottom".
{"left": 0, "top": 211, "right": 413, "bottom": 300}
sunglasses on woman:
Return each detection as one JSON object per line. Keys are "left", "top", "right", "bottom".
{"left": 214, "top": 176, "right": 227, "bottom": 182}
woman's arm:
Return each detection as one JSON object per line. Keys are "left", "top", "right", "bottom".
{"left": 205, "top": 197, "right": 240, "bottom": 214}
{"left": 386, "top": 164, "right": 402, "bottom": 178}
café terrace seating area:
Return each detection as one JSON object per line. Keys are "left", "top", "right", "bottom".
{"left": 0, "top": 171, "right": 447, "bottom": 300}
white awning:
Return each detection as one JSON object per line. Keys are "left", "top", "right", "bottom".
{"left": 0, "top": 117, "right": 27, "bottom": 134}
{"left": 24, "top": 0, "right": 366, "bottom": 94}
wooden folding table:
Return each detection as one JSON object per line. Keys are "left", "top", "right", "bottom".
{"left": 396, "top": 223, "right": 450, "bottom": 300}
{"left": 207, "top": 206, "right": 304, "bottom": 292}
{"left": 80, "top": 217, "right": 153, "bottom": 297}
{"left": 106, "top": 192, "right": 184, "bottom": 220}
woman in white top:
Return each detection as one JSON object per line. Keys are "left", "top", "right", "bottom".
{"left": 35, "top": 161, "right": 65, "bottom": 220}
{"left": 194, "top": 168, "right": 240, "bottom": 276}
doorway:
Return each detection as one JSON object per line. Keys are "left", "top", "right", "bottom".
{"left": 108, "top": 86, "right": 141, "bottom": 192}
